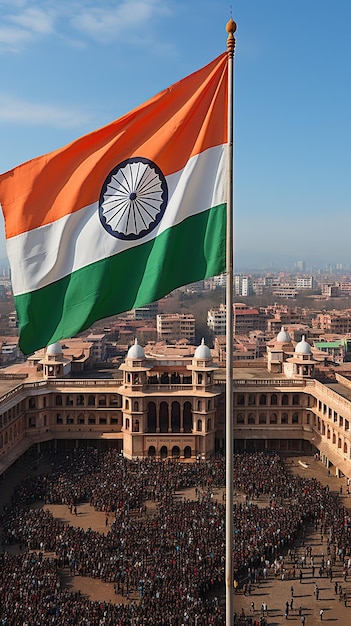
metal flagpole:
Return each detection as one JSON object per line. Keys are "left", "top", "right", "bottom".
{"left": 225, "top": 16, "right": 236, "bottom": 626}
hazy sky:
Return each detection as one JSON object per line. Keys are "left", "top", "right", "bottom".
{"left": 0, "top": 0, "right": 350, "bottom": 269}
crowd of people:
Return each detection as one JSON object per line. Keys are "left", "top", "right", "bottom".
{"left": 0, "top": 449, "right": 351, "bottom": 624}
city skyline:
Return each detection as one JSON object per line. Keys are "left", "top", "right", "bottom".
{"left": 0, "top": 1, "right": 350, "bottom": 268}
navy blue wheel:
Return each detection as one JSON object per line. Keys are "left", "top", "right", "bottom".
{"left": 99, "top": 157, "right": 168, "bottom": 240}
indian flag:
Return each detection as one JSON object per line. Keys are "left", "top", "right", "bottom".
{"left": 0, "top": 53, "right": 228, "bottom": 355}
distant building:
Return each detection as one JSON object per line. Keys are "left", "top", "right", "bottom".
{"left": 133, "top": 302, "right": 158, "bottom": 320}
{"left": 234, "top": 275, "right": 252, "bottom": 297}
{"left": 156, "top": 314, "right": 195, "bottom": 343}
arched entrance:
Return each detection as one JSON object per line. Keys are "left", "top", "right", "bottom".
{"left": 160, "top": 445, "right": 168, "bottom": 459}
{"left": 184, "top": 445, "right": 192, "bottom": 459}
{"left": 172, "top": 445, "right": 180, "bottom": 459}
{"left": 148, "top": 445, "right": 156, "bottom": 458}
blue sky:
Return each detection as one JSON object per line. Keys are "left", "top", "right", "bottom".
{"left": 0, "top": 0, "right": 350, "bottom": 270}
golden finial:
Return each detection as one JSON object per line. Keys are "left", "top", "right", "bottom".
{"left": 226, "top": 16, "right": 236, "bottom": 56}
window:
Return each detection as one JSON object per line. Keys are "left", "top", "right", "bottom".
{"left": 270, "top": 394, "right": 277, "bottom": 406}
{"left": 259, "top": 394, "right": 267, "bottom": 406}
{"left": 292, "top": 412, "right": 299, "bottom": 424}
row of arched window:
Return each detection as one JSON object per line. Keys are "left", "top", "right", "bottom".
{"left": 236, "top": 393, "right": 300, "bottom": 407}
{"left": 55, "top": 394, "right": 121, "bottom": 408}
{"left": 235, "top": 412, "right": 300, "bottom": 425}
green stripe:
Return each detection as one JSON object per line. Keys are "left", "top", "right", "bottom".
{"left": 15, "top": 204, "right": 226, "bottom": 354}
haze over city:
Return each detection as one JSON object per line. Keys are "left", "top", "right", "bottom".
{"left": 0, "top": 0, "right": 350, "bottom": 269}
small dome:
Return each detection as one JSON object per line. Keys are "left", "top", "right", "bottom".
{"left": 127, "top": 338, "right": 145, "bottom": 359}
{"left": 46, "top": 342, "right": 63, "bottom": 356}
{"left": 295, "top": 335, "right": 312, "bottom": 355}
{"left": 194, "top": 338, "right": 211, "bottom": 359}
{"left": 276, "top": 326, "right": 291, "bottom": 343}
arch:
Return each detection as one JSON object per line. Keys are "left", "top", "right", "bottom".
{"left": 171, "top": 401, "right": 180, "bottom": 432}
{"left": 76, "top": 395, "right": 84, "bottom": 406}
{"left": 184, "top": 445, "right": 192, "bottom": 459}
{"left": 172, "top": 445, "right": 180, "bottom": 459}
{"left": 78, "top": 413, "right": 85, "bottom": 425}
{"left": 183, "top": 401, "right": 192, "bottom": 433}
{"left": 248, "top": 394, "right": 256, "bottom": 406}
{"left": 332, "top": 433, "right": 336, "bottom": 444}
{"left": 259, "top": 413, "right": 267, "bottom": 424}
{"left": 292, "top": 394, "right": 300, "bottom": 406}
{"left": 327, "top": 428, "right": 331, "bottom": 439}
{"left": 207, "top": 399, "right": 211, "bottom": 411}
{"left": 338, "top": 437, "right": 342, "bottom": 449}
{"left": 125, "top": 417, "right": 130, "bottom": 430}
{"left": 147, "top": 402, "right": 157, "bottom": 432}
{"left": 281, "top": 413, "right": 288, "bottom": 424}
{"left": 237, "top": 394, "right": 245, "bottom": 405}
{"left": 88, "top": 395, "right": 95, "bottom": 406}
{"left": 282, "top": 394, "right": 289, "bottom": 406}
{"left": 55, "top": 395, "right": 62, "bottom": 406}
{"left": 270, "top": 394, "right": 278, "bottom": 406}
{"left": 207, "top": 418, "right": 212, "bottom": 431}
{"left": 98, "top": 395, "right": 106, "bottom": 406}
{"left": 270, "top": 413, "right": 277, "bottom": 424}
{"left": 110, "top": 394, "right": 120, "bottom": 407}
{"left": 133, "top": 419, "right": 140, "bottom": 432}
{"left": 160, "top": 445, "right": 168, "bottom": 459}
{"left": 28, "top": 416, "right": 36, "bottom": 428}
{"left": 197, "top": 400, "right": 202, "bottom": 411}
{"left": 29, "top": 397, "right": 36, "bottom": 409}
{"left": 259, "top": 394, "right": 267, "bottom": 406}
{"left": 248, "top": 413, "right": 255, "bottom": 424}
{"left": 292, "top": 412, "right": 299, "bottom": 424}
{"left": 344, "top": 442, "right": 348, "bottom": 454}
{"left": 236, "top": 413, "right": 244, "bottom": 424}
{"left": 65, "top": 395, "right": 73, "bottom": 406}
{"left": 134, "top": 400, "right": 139, "bottom": 411}
{"left": 197, "top": 373, "right": 203, "bottom": 384}
{"left": 148, "top": 445, "right": 156, "bottom": 457}
{"left": 197, "top": 419, "right": 202, "bottom": 432}
{"left": 159, "top": 401, "right": 168, "bottom": 433}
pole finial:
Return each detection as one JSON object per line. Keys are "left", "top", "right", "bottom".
{"left": 226, "top": 17, "right": 236, "bottom": 56}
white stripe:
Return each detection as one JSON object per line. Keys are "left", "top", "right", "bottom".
{"left": 8, "top": 144, "right": 226, "bottom": 296}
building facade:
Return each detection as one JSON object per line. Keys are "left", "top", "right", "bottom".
{"left": 1, "top": 333, "right": 351, "bottom": 479}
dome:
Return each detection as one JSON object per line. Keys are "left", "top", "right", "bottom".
{"left": 127, "top": 338, "right": 145, "bottom": 359}
{"left": 194, "top": 338, "right": 211, "bottom": 359}
{"left": 46, "top": 342, "right": 63, "bottom": 357}
{"left": 295, "top": 335, "right": 312, "bottom": 355}
{"left": 276, "top": 326, "right": 291, "bottom": 343}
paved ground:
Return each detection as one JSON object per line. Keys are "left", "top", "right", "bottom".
{"left": 1, "top": 453, "right": 351, "bottom": 624}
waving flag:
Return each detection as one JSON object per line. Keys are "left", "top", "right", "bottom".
{"left": 0, "top": 53, "right": 228, "bottom": 354}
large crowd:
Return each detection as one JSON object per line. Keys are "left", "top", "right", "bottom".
{"left": 0, "top": 449, "right": 351, "bottom": 625}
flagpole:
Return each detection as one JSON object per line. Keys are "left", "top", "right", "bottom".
{"left": 225, "top": 16, "right": 236, "bottom": 626}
